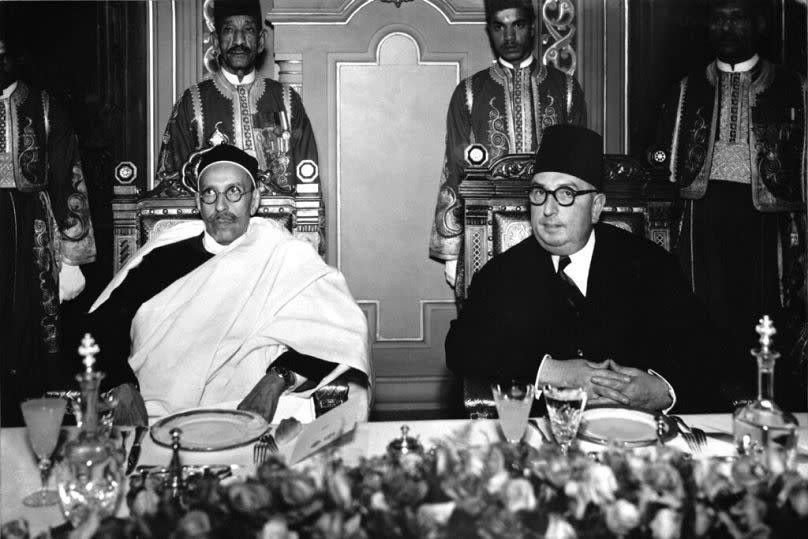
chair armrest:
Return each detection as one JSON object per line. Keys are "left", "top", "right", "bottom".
{"left": 463, "top": 376, "right": 498, "bottom": 419}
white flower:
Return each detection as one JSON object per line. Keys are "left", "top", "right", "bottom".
{"left": 605, "top": 499, "right": 640, "bottom": 536}
{"left": 464, "top": 449, "right": 486, "bottom": 476}
{"left": 486, "top": 471, "right": 510, "bottom": 494}
{"left": 370, "top": 491, "right": 390, "bottom": 511}
{"left": 417, "top": 501, "right": 457, "bottom": 529}
{"left": 503, "top": 478, "right": 537, "bottom": 513}
{"left": 583, "top": 463, "right": 618, "bottom": 505}
{"left": 130, "top": 488, "right": 159, "bottom": 517}
{"left": 649, "top": 508, "right": 682, "bottom": 539}
{"left": 790, "top": 488, "right": 808, "bottom": 517}
{"left": 325, "top": 467, "right": 352, "bottom": 509}
{"left": 545, "top": 514, "right": 577, "bottom": 539}
{"left": 400, "top": 452, "right": 423, "bottom": 475}
{"left": 261, "top": 518, "right": 297, "bottom": 539}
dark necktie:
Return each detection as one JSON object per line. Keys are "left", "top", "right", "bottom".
{"left": 557, "top": 256, "right": 586, "bottom": 312}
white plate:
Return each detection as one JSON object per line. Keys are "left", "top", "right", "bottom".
{"left": 578, "top": 407, "right": 676, "bottom": 447}
{"left": 150, "top": 409, "right": 270, "bottom": 451}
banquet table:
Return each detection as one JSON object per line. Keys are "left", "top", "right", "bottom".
{"left": 2, "top": 413, "right": 807, "bottom": 534}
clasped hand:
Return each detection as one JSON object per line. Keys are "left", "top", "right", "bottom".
{"left": 588, "top": 359, "right": 671, "bottom": 411}
{"left": 542, "top": 358, "right": 671, "bottom": 412}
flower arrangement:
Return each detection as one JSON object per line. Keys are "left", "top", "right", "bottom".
{"left": 3, "top": 432, "right": 808, "bottom": 539}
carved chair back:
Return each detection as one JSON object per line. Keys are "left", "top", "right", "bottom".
{"left": 457, "top": 153, "right": 675, "bottom": 418}
{"left": 108, "top": 158, "right": 349, "bottom": 418}
{"left": 111, "top": 155, "right": 323, "bottom": 274}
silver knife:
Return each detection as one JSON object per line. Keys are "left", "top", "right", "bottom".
{"left": 126, "top": 426, "right": 148, "bottom": 475}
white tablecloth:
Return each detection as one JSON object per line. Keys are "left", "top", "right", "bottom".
{"left": 2, "top": 414, "right": 807, "bottom": 534}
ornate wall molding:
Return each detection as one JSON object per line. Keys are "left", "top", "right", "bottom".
{"left": 359, "top": 300, "right": 456, "bottom": 342}
{"left": 268, "top": 0, "right": 484, "bottom": 25}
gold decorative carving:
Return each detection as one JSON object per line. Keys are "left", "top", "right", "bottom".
{"left": 540, "top": 0, "right": 577, "bottom": 76}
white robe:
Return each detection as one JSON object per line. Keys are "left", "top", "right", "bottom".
{"left": 91, "top": 218, "right": 371, "bottom": 421}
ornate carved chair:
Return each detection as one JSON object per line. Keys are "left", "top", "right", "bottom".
{"left": 457, "top": 152, "right": 675, "bottom": 419}
{"left": 109, "top": 145, "right": 360, "bottom": 419}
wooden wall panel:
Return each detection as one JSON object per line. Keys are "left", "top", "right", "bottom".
{"left": 271, "top": 0, "right": 490, "bottom": 415}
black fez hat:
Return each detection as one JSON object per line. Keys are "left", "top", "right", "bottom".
{"left": 197, "top": 144, "right": 258, "bottom": 185}
{"left": 214, "top": 0, "right": 262, "bottom": 25}
{"left": 533, "top": 125, "right": 603, "bottom": 190}
{"left": 484, "top": 0, "right": 536, "bottom": 23}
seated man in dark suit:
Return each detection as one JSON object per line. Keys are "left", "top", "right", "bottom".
{"left": 446, "top": 125, "right": 718, "bottom": 413}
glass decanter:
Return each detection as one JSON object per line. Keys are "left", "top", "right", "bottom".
{"left": 57, "top": 334, "right": 126, "bottom": 527}
{"left": 732, "top": 316, "right": 799, "bottom": 470}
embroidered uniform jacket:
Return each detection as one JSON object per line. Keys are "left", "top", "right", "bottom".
{"left": 430, "top": 60, "right": 586, "bottom": 261}
{"left": 156, "top": 70, "right": 318, "bottom": 193}
{"left": 0, "top": 81, "right": 96, "bottom": 265}
{"left": 657, "top": 59, "right": 806, "bottom": 212}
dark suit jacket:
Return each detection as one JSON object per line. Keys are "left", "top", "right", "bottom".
{"left": 446, "top": 223, "right": 722, "bottom": 412}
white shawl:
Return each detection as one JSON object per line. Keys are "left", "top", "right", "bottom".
{"left": 91, "top": 218, "right": 370, "bottom": 420}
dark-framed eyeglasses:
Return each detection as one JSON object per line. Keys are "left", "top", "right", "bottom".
{"left": 529, "top": 185, "right": 598, "bottom": 207}
{"left": 199, "top": 186, "right": 254, "bottom": 205}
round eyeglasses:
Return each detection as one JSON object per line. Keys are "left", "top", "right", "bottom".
{"left": 199, "top": 186, "right": 254, "bottom": 205}
{"left": 529, "top": 185, "right": 598, "bottom": 207}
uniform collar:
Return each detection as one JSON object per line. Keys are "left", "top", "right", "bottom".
{"left": 221, "top": 68, "right": 256, "bottom": 86}
{"left": 716, "top": 54, "right": 759, "bottom": 73}
{"left": 498, "top": 55, "right": 534, "bottom": 71}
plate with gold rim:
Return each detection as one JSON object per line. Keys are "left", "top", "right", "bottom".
{"left": 577, "top": 406, "right": 676, "bottom": 447}
{"left": 150, "top": 408, "right": 270, "bottom": 451}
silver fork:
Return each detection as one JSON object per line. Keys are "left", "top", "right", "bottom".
{"left": 252, "top": 432, "right": 278, "bottom": 465}
{"left": 681, "top": 431, "right": 702, "bottom": 455}
{"left": 670, "top": 416, "right": 702, "bottom": 456}
{"left": 691, "top": 427, "right": 709, "bottom": 453}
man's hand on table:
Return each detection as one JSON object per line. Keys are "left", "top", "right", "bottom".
{"left": 591, "top": 360, "right": 672, "bottom": 412}
{"left": 111, "top": 383, "right": 148, "bottom": 426}
{"left": 238, "top": 374, "right": 285, "bottom": 423}
{"left": 539, "top": 358, "right": 632, "bottom": 406}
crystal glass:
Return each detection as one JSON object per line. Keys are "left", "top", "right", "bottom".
{"left": 732, "top": 316, "right": 799, "bottom": 470}
{"left": 21, "top": 398, "right": 66, "bottom": 507}
{"left": 55, "top": 334, "right": 125, "bottom": 527}
{"left": 544, "top": 385, "right": 587, "bottom": 453}
{"left": 491, "top": 382, "right": 536, "bottom": 443}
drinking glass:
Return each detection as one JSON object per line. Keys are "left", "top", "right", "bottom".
{"left": 491, "top": 382, "right": 536, "bottom": 443}
{"left": 544, "top": 385, "right": 587, "bottom": 453}
{"left": 21, "top": 398, "right": 66, "bottom": 507}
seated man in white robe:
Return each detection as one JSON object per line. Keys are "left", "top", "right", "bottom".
{"left": 86, "top": 145, "right": 370, "bottom": 426}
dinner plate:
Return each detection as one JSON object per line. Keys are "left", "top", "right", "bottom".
{"left": 577, "top": 407, "right": 676, "bottom": 447}
{"left": 150, "top": 409, "right": 270, "bottom": 451}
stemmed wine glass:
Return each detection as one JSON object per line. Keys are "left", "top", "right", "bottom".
{"left": 544, "top": 385, "right": 587, "bottom": 454}
{"left": 21, "top": 397, "right": 66, "bottom": 507}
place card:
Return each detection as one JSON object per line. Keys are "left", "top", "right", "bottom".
{"left": 289, "top": 396, "right": 363, "bottom": 464}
